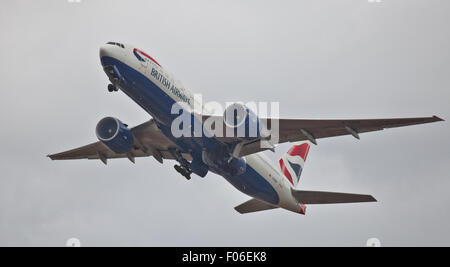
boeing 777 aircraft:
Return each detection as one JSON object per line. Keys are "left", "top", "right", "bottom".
{"left": 48, "top": 42, "right": 443, "bottom": 214}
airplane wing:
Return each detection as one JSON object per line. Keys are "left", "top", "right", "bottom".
{"left": 291, "top": 189, "right": 377, "bottom": 204}
{"left": 48, "top": 119, "right": 191, "bottom": 164}
{"left": 50, "top": 115, "right": 443, "bottom": 163}
{"left": 206, "top": 115, "right": 443, "bottom": 157}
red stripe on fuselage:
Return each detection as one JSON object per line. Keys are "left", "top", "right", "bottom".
{"left": 134, "top": 48, "right": 161, "bottom": 67}
{"left": 279, "top": 159, "right": 294, "bottom": 186}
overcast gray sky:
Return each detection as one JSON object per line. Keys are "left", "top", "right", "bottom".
{"left": 0, "top": 0, "right": 449, "bottom": 246}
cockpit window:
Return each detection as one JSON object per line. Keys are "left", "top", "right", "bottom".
{"left": 106, "top": 42, "right": 125, "bottom": 48}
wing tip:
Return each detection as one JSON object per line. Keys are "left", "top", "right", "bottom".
{"left": 433, "top": 115, "right": 445, "bottom": 122}
{"left": 367, "top": 195, "right": 377, "bottom": 202}
{"left": 234, "top": 207, "right": 245, "bottom": 214}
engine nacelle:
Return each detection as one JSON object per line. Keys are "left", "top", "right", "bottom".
{"left": 228, "top": 157, "right": 247, "bottom": 176}
{"left": 96, "top": 117, "right": 134, "bottom": 154}
{"left": 223, "top": 103, "right": 261, "bottom": 140}
{"left": 202, "top": 149, "right": 247, "bottom": 176}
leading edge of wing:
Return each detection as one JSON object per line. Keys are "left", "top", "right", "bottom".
{"left": 276, "top": 115, "right": 444, "bottom": 130}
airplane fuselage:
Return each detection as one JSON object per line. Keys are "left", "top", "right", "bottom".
{"left": 99, "top": 43, "right": 303, "bottom": 214}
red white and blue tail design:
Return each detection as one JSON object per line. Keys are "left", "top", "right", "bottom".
{"left": 279, "top": 143, "right": 310, "bottom": 187}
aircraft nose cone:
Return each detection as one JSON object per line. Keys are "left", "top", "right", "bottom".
{"left": 100, "top": 45, "right": 120, "bottom": 67}
{"left": 99, "top": 45, "right": 112, "bottom": 59}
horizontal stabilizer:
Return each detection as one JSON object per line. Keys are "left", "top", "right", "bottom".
{"left": 291, "top": 189, "right": 377, "bottom": 204}
{"left": 234, "top": 198, "right": 278, "bottom": 214}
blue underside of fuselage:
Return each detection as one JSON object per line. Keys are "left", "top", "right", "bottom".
{"left": 100, "top": 56, "right": 280, "bottom": 205}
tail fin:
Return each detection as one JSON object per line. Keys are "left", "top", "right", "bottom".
{"left": 279, "top": 143, "right": 310, "bottom": 187}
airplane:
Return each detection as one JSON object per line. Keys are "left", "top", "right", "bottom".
{"left": 48, "top": 42, "right": 444, "bottom": 215}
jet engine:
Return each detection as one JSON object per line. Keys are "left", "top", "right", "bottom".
{"left": 223, "top": 103, "right": 261, "bottom": 140}
{"left": 202, "top": 149, "right": 247, "bottom": 176}
{"left": 96, "top": 117, "right": 134, "bottom": 154}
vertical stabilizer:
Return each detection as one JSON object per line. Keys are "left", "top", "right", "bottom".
{"left": 278, "top": 143, "right": 310, "bottom": 187}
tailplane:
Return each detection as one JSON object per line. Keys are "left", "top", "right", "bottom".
{"left": 234, "top": 198, "right": 278, "bottom": 214}
{"left": 279, "top": 142, "right": 310, "bottom": 187}
{"left": 291, "top": 189, "right": 377, "bottom": 204}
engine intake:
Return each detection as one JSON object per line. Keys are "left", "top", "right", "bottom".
{"left": 96, "top": 117, "right": 134, "bottom": 154}
{"left": 223, "top": 103, "right": 261, "bottom": 140}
